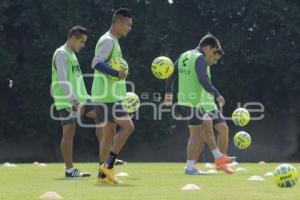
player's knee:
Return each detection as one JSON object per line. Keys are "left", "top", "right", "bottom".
{"left": 121, "top": 121, "right": 135, "bottom": 135}
{"left": 223, "top": 124, "right": 229, "bottom": 134}
{"left": 61, "top": 137, "right": 73, "bottom": 144}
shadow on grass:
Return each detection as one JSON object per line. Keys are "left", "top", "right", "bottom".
{"left": 54, "top": 177, "right": 93, "bottom": 181}
{"left": 124, "top": 177, "right": 141, "bottom": 181}
{"left": 94, "top": 183, "right": 134, "bottom": 187}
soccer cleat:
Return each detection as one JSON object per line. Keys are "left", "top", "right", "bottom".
{"left": 97, "top": 169, "right": 112, "bottom": 184}
{"left": 99, "top": 164, "right": 121, "bottom": 184}
{"left": 115, "top": 159, "right": 126, "bottom": 166}
{"left": 97, "top": 177, "right": 114, "bottom": 184}
{"left": 216, "top": 164, "right": 234, "bottom": 174}
{"left": 225, "top": 154, "right": 237, "bottom": 163}
{"left": 185, "top": 168, "right": 207, "bottom": 175}
{"left": 215, "top": 155, "right": 235, "bottom": 174}
{"left": 65, "top": 168, "right": 81, "bottom": 177}
{"left": 215, "top": 155, "right": 234, "bottom": 166}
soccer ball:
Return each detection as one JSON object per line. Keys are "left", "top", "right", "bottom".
{"left": 108, "top": 57, "right": 129, "bottom": 79}
{"left": 233, "top": 131, "right": 251, "bottom": 150}
{"left": 151, "top": 56, "right": 174, "bottom": 79}
{"left": 274, "top": 164, "right": 298, "bottom": 188}
{"left": 123, "top": 92, "right": 140, "bottom": 113}
{"left": 232, "top": 108, "right": 250, "bottom": 127}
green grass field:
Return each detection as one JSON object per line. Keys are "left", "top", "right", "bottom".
{"left": 0, "top": 162, "right": 299, "bottom": 200}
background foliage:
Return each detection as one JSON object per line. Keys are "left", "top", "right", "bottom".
{"left": 0, "top": 0, "right": 299, "bottom": 161}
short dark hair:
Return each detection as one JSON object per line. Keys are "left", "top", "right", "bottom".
{"left": 199, "top": 33, "right": 224, "bottom": 55}
{"left": 112, "top": 8, "right": 132, "bottom": 23}
{"left": 68, "top": 25, "right": 87, "bottom": 39}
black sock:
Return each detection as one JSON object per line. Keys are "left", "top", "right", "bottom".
{"left": 106, "top": 151, "right": 118, "bottom": 169}
{"left": 98, "top": 162, "right": 106, "bottom": 178}
{"left": 98, "top": 170, "right": 106, "bottom": 178}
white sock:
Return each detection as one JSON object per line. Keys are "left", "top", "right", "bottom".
{"left": 212, "top": 148, "right": 223, "bottom": 160}
{"left": 66, "top": 167, "right": 75, "bottom": 173}
{"left": 187, "top": 160, "right": 195, "bottom": 170}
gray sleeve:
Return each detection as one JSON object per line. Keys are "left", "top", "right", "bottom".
{"left": 91, "top": 39, "right": 114, "bottom": 69}
{"left": 195, "top": 56, "right": 220, "bottom": 97}
{"left": 55, "top": 51, "right": 77, "bottom": 101}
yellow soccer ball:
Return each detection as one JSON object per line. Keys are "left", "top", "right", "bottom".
{"left": 151, "top": 56, "right": 174, "bottom": 79}
{"left": 232, "top": 108, "right": 250, "bottom": 127}
{"left": 274, "top": 164, "right": 298, "bottom": 188}
{"left": 233, "top": 131, "right": 251, "bottom": 150}
{"left": 123, "top": 92, "right": 140, "bottom": 113}
{"left": 108, "top": 57, "right": 129, "bottom": 80}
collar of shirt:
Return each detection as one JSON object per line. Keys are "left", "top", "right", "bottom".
{"left": 108, "top": 31, "right": 118, "bottom": 42}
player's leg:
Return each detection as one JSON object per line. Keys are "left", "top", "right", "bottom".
{"left": 187, "top": 125, "right": 201, "bottom": 169}
{"left": 185, "top": 107, "right": 206, "bottom": 175}
{"left": 195, "top": 111, "right": 233, "bottom": 166}
{"left": 84, "top": 105, "right": 104, "bottom": 162}
{"left": 201, "top": 114, "right": 218, "bottom": 151}
{"left": 214, "top": 122, "right": 229, "bottom": 154}
{"left": 195, "top": 110, "right": 230, "bottom": 159}
{"left": 94, "top": 104, "right": 116, "bottom": 183}
{"left": 210, "top": 110, "right": 228, "bottom": 154}
{"left": 212, "top": 110, "right": 236, "bottom": 162}
{"left": 96, "top": 126, "right": 103, "bottom": 162}
{"left": 98, "top": 121, "right": 117, "bottom": 184}
{"left": 97, "top": 102, "right": 133, "bottom": 184}
{"left": 186, "top": 125, "right": 206, "bottom": 175}
{"left": 202, "top": 113, "right": 233, "bottom": 174}
{"left": 193, "top": 126, "right": 205, "bottom": 166}
{"left": 58, "top": 108, "right": 81, "bottom": 177}
{"left": 99, "top": 123, "right": 115, "bottom": 163}
{"left": 99, "top": 103, "right": 134, "bottom": 183}
{"left": 61, "top": 123, "right": 76, "bottom": 171}
{"left": 84, "top": 105, "right": 125, "bottom": 165}
{"left": 111, "top": 116, "right": 134, "bottom": 159}
{"left": 99, "top": 120, "right": 133, "bottom": 184}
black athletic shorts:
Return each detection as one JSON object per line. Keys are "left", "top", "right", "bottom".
{"left": 58, "top": 104, "right": 94, "bottom": 126}
{"left": 176, "top": 106, "right": 225, "bottom": 126}
{"left": 94, "top": 101, "right": 128, "bottom": 123}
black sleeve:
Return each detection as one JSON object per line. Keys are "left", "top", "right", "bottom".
{"left": 195, "top": 56, "right": 220, "bottom": 97}
{"left": 94, "top": 61, "right": 119, "bottom": 77}
{"left": 165, "top": 59, "right": 178, "bottom": 93}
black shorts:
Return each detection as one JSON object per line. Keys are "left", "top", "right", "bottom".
{"left": 58, "top": 104, "right": 94, "bottom": 126}
{"left": 94, "top": 101, "right": 128, "bottom": 123}
{"left": 207, "top": 110, "right": 226, "bottom": 126}
{"left": 176, "top": 106, "right": 203, "bottom": 125}
{"left": 177, "top": 106, "right": 225, "bottom": 126}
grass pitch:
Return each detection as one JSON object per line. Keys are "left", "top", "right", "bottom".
{"left": 0, "top": 162, "right": 299, "bottom": 200}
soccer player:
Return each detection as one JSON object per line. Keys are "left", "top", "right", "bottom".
{"left": 51, "top": 25, "right": 98, "bottom": 177}
{"left": 164, "top": 33, "right": 234, "bottom": 174}
{"left": 91, "top": 8, "right": 134, "bottom": 184}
